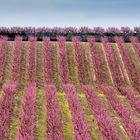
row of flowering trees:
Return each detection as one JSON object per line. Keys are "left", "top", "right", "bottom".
{"left": 57, "top": 36, "right": 70, "bottom": 84}
{"left": 118, "top": 87, "right": 140, "bottom": 114}
{"left": 0, "top": 83, "right": 17, "bottom": 139}
{"left": 45, "top": 85, "right": 64, "bottom": 140}
{"left": 82, "top": 85, "right": 119, "bottom": 139}
{"left": 62, "top": 84, "right": 91, "bottom": 140}
{"left": 100, "top": 85, "right": 140, "bottom": 139}
{"left": 43, "top": 37, "right": 53, "bottom": 84}
{"left": 72, "top": 37, "right": 87, "bottom": 84}
{"left": 10, "top": 36, "right": 22, "bottom": 83}
{"left": 0, "top": 26, "right": 139, "bottom": 33}
{"left": 26, "top": 36, "right": 37, "bottom": 83}
{"left": 129, "top": 36, "right": 140, "bottom": 61}
{"left": 15, "top": 37, "right": 37, "bottom": 139}
{"left": 16, "top": 83, "right": 36, "bottom": 140}
{"left": 115, "top": 36, "right": 140, "bottom": 92}
{"left": 2, "top": 35, "right": 140, "bottom": 88}
{"left": 101, "top": 36, "right": 125, "bottom": 86}
{"left": 0, "top": 36, "right": 8, "bottom": 86}
{"left": 87, "top": 36, "right": 105, "bottom": 84}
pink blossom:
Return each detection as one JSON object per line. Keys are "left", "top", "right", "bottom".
{"left": 115, "top": 36, "right": 140, "bottom": 91}
{"left": 16, "top": 83, "right": 36, "bottom": 140}
{"left": 101, "top": 36, "right": 124, "bottom": 86}
{"left": 0, "top": 37, "right": 8, "bottom": 86}
{"left": 57, "top": 36, "right": 70, "bottom": 84}
{"left": 0, "top": 83, "right": 17, "bottom": 139}
{"left": 26, "top": 36, "right": 36, "bottom": 83}
{"left": 45, "top": 84, "right": 64, "bottom": 140}
{"left": 87, "top": 36, "right": 105, "bottom": 84}
{"left": 82, "top": 85, "right": 119, "bottom": 140}
{"left": 62, "top": 84, "right": 91, "bottom": 140}
{"left": 129, "top": 36, "right": 140, "bottom": 61}
{"left": 100, "top": 85, "right": 140, "bottom": 139}
{"left": 10, "top": 36, "right": 22, "bottom": 83}
{"left": 43, "top": 37, "right": 53, "bottom": 84}
{"left": 72, "top": 37, "right": 86, "bottom": 84}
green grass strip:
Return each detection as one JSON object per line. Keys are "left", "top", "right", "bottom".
{"left": 126, "top": 44, "right": 140, "bottom": 79}
{"left": 82, "top": 43, "right": 95, "bottom": 85}
{"left": 112, "top": 44, "right": 130, "bottom": 86}
{"left": 51, "top": 43, "right": 61, "bottom": 91}
{"left": 19, "top": 43, "right": 27, "bottom": 88}
{"left": 36, "top": 43, "right": 44, "bottom": 88}
{"left": 0, "top": 90, "right": 2, "bottom": 97}
{"left": 34, "top": 89, "right": 46, "bottom": 140}
{"left": 3, "top": 42, "right": 13, "bottom": 83}
{"left": 78, "top": 92, "right": 100, "bottom": 140}
{"left": 66, "top": 43, "right": 78, "bottom": 85}
{"left": 57, "top": 92, "right": 75, "bottom": 140}
{"left": 97, "top": 43, "right": 112, "bottom": 85}
{"left": 7, "top": 89, "right": 23, "bottom": 140}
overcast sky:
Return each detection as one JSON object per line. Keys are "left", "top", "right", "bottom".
{"left": 0, "top": 0, "right": 139, "bottom": 28}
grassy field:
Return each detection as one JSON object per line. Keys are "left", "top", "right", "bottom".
{"left": 0, "top": 41, "right": 140, "bottom": 140}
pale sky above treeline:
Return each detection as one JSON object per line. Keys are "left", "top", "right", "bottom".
{"left": 0, "top": 0, "right": 139, "bottom": 28}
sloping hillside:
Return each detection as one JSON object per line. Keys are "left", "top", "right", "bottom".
{"left": 0, "top": 36, "right": 140, "bottom": 140}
